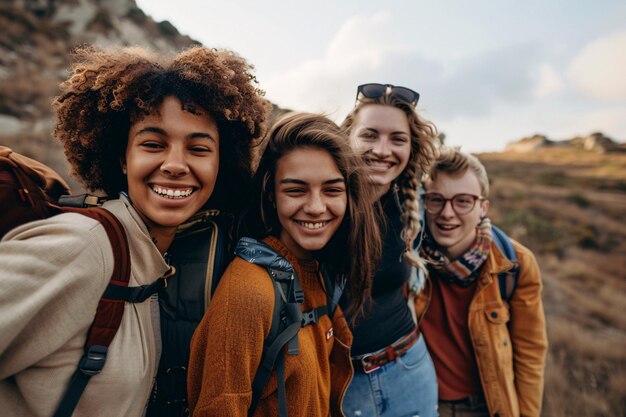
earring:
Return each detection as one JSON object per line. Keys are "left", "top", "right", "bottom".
{"left": 122, "top": 166, "right": 127, "bottom": 175}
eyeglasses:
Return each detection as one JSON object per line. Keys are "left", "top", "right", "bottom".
{"left": 356, "top": 83, "right": 420, "bottom": 107}
{"left": 423, "top": 193, "right": 485, "bottom": 215}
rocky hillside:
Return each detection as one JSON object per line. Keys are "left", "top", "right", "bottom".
{"left": 0, "top": 0, "right": 198, "bottom": 189}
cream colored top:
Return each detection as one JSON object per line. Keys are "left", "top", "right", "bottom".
{"left": 0, "top": 195, "right": 169, "bottom": 417}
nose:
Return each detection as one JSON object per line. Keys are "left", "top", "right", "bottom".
{"left": 304, "top": 192, "right": 326, "bottom": 216}
{"left": 371, "top": 137, "right": 391, "bottom": 158}
{"left": 160, "top": 146, "right": 189, "bottom": 177}
{"left": 440, "top": 199, "right": 456, "bottom": 218}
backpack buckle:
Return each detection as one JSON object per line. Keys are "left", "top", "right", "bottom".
{"left": 301, "top": 309, "right": 319, "bottom": 326}
{"left": 79, "top": 345, "right": 108, "bottom": 376}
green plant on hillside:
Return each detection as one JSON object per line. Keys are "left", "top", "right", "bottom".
{"left": 498, "top": 209, "right": 565, "bottom": 253}
{"left": 537, "top": 170, "right": 571, "bottom": 187}
{"left": 566, "top": 193, "right": 591, "bottom": 208}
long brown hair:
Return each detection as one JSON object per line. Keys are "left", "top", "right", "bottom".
{"left": 342, "top": 93, "right": 438, "bottom": 271}
{"left": 244, "top": 112, "right": 382, "bottom": 319}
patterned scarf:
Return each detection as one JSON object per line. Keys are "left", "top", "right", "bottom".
{"left": 421, "top": 217, "right": 493, "bottom": 287}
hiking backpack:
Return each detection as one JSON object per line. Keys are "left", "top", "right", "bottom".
{"left": 147, "top": 208, "right": 234, "bottom": 417}
{"left": 491, "top": 225, "right": 520, "bottom": 302}
{"left": 235, "top": 237, "right": 344, "bottom": 417}
{"left": 0, "top": 146, "right": 169, "bottom": 417}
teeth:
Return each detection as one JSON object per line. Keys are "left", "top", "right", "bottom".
{"left": 439, "top": 224, "right": 457, "bottom": 230}
{"left": 367, "top": 160, "right": 392, "bottom": 169}
{"left": 297, "top": 221, "right": 328, "bottom": 230}
{"left": 151, "top": 185, "right": 193, "bottom": 199}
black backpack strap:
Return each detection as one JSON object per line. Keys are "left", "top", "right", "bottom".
{"left": 102, "top": 273, "right": 171, "bottom": 302}
{"left": 275, "top": 353, "right": 288, "bottom": 417}
{"left": 492, "top": 225, "right": 519, "bottom": 302}
{"left": 320, "top": 265, "right": 344, "bottom": 318}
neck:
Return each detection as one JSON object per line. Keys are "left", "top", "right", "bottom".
{"left": 370, "top": 182, "right": 391, "bottom": 203}
{"left": 152, "top": 228, "right": 176, "bottom": 254}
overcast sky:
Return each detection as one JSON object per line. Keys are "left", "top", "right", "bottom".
{"left": 136, "top": 0, "right": 626, "bottom": 152}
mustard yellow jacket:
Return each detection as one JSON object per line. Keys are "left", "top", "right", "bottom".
{"left": 414, "top": 239, "right": 548, "bottom": 417}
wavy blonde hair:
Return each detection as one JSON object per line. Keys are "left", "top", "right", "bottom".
{"left": 342, "top": 93, "right": 438, "bottom": 272}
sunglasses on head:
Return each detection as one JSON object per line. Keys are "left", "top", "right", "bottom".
{"left": 356, "top": 83, "right": 420, "bottom": 107}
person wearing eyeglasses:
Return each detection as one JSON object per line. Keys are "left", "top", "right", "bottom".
{"left": 339, "top": 83, "right": 439, "bottom": 417}
{"left": 416, "top": 147, "right": 547, "bottom": 417}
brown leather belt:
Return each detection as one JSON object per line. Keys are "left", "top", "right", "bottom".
{"left": 351, "top": 329, "right": 419, "bottom": 374}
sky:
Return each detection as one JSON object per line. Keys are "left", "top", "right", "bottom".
{"left": 136, "top": 0, "right": 626, "bottom": 152}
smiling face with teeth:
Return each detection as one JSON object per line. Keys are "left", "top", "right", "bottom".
{"left": 124, "top": 96, "right": 220, "bottom": 252}
{"left": 349, "top": 104, "right": 411, "bottom": 199}
{"left": 274, "top": 147, "right": 347, "bottom": 260}
{"left": 424, "top": 170, "right": 489, "bottom": 260}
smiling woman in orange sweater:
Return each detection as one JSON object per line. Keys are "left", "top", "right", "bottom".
{"left": 188, "top": 112, "right": 382, "bottom": 417}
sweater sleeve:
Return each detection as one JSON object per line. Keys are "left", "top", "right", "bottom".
{"left": 188, "top": 258, "right": 275, "bottom": 417}
{"left": 0, "top": 215, "right": 113, "bottom": 377}
{"left": 509, "top": 243, "right": 548, "bottom": 417}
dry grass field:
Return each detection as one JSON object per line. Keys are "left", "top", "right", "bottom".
{"left": 479, "top": 148, "right": 626, "bottom": 417}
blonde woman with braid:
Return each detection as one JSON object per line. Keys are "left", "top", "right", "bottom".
{"left": 339, "top": 83, "right": 438, "bottom": 417}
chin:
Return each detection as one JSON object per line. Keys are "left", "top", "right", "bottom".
{"left": 298, "top": 238, "right": 328, "bottom": 252}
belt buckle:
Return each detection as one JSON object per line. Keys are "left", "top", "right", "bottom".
{"left": 360, "top": 354, "right": 380, "bottom": 374}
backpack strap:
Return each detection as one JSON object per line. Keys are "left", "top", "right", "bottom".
{"left": 491, "top": 225, "right": 519, "bottom": 302}
{"left": 235, "top": 237, "right": 303, "bottom": 417}
{"left": 52, "top": 207, "right": 171, "bottom": 417}
{"left": 235, "top": 237, "right": 343, "bottom": 417}
{"left": 52, "top": 207, "right": 130, "bottom": 417}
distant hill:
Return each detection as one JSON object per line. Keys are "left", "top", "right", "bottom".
{"left": 505, "top": 132, "right": 625, "bottom": 154}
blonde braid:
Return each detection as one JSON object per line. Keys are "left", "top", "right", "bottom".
{"left": 398, "top": 157, "right": 427, "bottom": 272}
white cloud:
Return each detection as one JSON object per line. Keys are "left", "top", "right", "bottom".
{"left": 264, "top": 12, "right": 541, "bottom": 124}
{"left": 263, "top": 12, "right": 440, "bottom": 120}
{"left": 259, "top": 12, "right": 626, "bottom": 152}
{"left": 571, "top": 107, "right": 626, "bottom": 140}
{"left": 568, "top": 31, "right": 626, "bottom": 100}
{"left": 532, "top": 64, "right": 563, "bottom": 98}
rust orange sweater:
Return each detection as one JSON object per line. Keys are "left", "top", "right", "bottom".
{"left": 188, "top": 236, "right": 353, "bottom": 417}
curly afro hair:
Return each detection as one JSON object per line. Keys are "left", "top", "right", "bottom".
{"left": 53, "top": 45, "right": 271, "bottom": 210}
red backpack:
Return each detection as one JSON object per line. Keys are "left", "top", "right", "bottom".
{"left": 0, "top": 146, "right": 166, "bottom": 417}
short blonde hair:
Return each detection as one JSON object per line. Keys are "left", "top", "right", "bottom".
{"left": 428, "top": 147, "right": 490, "bottom": 197}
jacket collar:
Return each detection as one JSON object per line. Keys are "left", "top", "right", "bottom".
{"left": 476, "top": 241, "right": 515, "bottom": 288}
{"left": 102, "top": 194, "right": 170, "bottom": 286}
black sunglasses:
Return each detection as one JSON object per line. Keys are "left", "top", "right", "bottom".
{"left": 356, "top": 83, "right": 420, "bottom": 106}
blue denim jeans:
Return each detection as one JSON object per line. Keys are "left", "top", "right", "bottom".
{"left": 342, "top": 334, "right": 438, "bottom": 417}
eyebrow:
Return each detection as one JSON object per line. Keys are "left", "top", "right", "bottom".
{"left": 362, "top": 127, "right": 409, "bottom": 136}
{"left": 135, "top": 126, "right": 217, "bottom": 143}
{"left": 279, "top": 178, "right": 345, "bottom": 185}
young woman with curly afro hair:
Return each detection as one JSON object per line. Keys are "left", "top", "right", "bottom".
{"left": 339, "top": 83, "right": 440, "bottom": 417}
{"left": 0, "top": 45, "right": 270, "bottom": 417}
